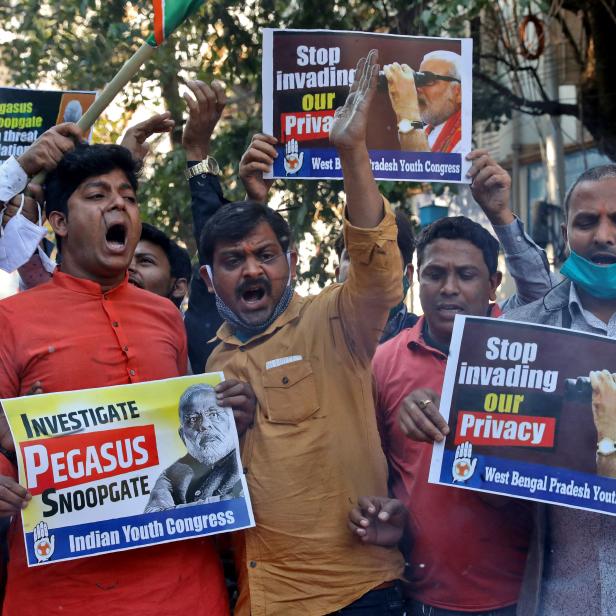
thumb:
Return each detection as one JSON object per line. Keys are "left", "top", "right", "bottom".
{"left": 469, "top": 458, "right": 477, "bottom": 474}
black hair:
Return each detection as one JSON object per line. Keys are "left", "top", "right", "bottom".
{"left": 416, "top": 216, "right": 499, "bottom": 274}
{"left": 334, "top": 209, "right": 415, "bottom": 265}
{"left": 200, "top": 200, "right": 291, "bottom": 266}
{"left": 140, "top": 222, "right": 192, "bottom": 282}
{"left": 44, "top": 144, "right": 140, "bottom": 252}
{"left": 562, "top": 164, "right": 616, "bottom": 221}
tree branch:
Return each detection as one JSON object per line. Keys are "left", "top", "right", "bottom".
{"left": 475, "top": 71, "right": 580, "bottom": 116}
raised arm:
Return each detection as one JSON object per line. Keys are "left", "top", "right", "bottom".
{"left": 330, "top": 49, "right": 383, "bottom": 229}
{"left": 329, "top": 51, "right": 403, "bottom": 364}
{"left": 467, "top": 149, "right": 558, "bottom": 308}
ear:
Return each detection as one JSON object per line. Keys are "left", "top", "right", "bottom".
{"left": 178, "top": 426, "right": 185, "bottom": 444}
{"left": 48, "top": 211, "right": 68, "bottom": 241}
{"left": 199, "top": 265, "right": 215, "bottom": 294}
{"left": 289, "top": 250, "right": 298, "bottom": 280}
{"left": 170, "top": 277, "right": 188, "bottom": 301}
{"left": 405, "top": 263, "right": 414, "bottom": 283}
{"left": 561, "top": 222, "right": 569, "bottom": 256}
{"left": 489, "top": 271, "right": 503, "bottom": 302}
{"left": 453, "top": 82, "right": 462, "bottom": 106}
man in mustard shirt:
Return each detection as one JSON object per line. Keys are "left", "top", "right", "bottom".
{"left": 199, "top": 50, "right": 405, "bottom": 615}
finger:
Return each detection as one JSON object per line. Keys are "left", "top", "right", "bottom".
{"left": 27, "top": 183, "right": 44, "bottom": 205}
{"left": 471, "top": 164, "right": 501, "bottom": 187}
{"left": 465, "top": 149, "right": 490, "bottom": 161}
{"left": 410, "top": 402, "right": 448, "bottom": 442}
{"left": 347, "top": 516, "right": 368, "bottom": 537}
{"left": 214, "top": 379, "right": 240, "bottom": 393}
{"left": 466, "top": 155, "right": 490, "bottom": 179}
{"left": 398, "top": 409, "right": 430, "bottom": 442}
{"left": 221, "top": 395, "right": 252, "bottom": 410}
{"left": 243, "top": 148, "right": 277, "bottom": 166}
{"left": 420, "top": 400, "right": 449, "bottom": 434}
{"left": 0, "top": 479, "right": 31, "bottom": 510}
{"left": 211, "top": 80, "right": 227, "bottom": 111}
{"left": 251, "top": 133, "right": 278, "bottom": 145}
{"left": 52, "top": 123, "right": 84, "bottom": 143}
{"left": 249, "top": 137, "right": 280, "bottom": 156}
{"left": 357, "top": 495, "right": 379, "bottom": 516}
{"left": 401, "top": 64, "right": 414, "bottom": 78}
{"left": 189, "top": 80, "right": 213, "bottom": 112}
{"left": 182, "top": 91, "right": 199, "bottom": 116}
{"left": 240, "top": 161, "right": 272, "bottom": 175}
{"left": 348, "top": 505, "right": 369, "bottom": 527}
{"left": 379, "top": 498, "right": 405, "bottom": 520}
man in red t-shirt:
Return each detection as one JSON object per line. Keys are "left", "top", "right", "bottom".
{"left": 0, "top": 143, "right": 251, "bottom": 616}
{"left": 354, "top": 156, "right": 553, "bottom": 616}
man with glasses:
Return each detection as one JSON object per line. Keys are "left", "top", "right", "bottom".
{"left": 146, "top": 384, "right": 242, "bottom": 511}
{"left": 384, "top": 50, "right": 462, "bottom": 153}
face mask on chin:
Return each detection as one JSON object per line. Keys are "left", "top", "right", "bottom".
{"left": 206, "top": 253, "right": 294, "bottom": 337}
{"left": 0, "top": 195, "right": 48, "bottom": 273}
{"left": 560, "top": 250, "right": 616, "bottom": 300}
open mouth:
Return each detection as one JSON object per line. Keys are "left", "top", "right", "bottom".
{"left": 105, "top": 223, "right": 127, "bottom": 251}
{"left": 242, "top": 287, "right": 266, "bottom": 303}
{"left": 591, "top": 253, "right": 616, "bottom": 265}
{"left": 128, "top": 275, "right": 143, "bottom": 289}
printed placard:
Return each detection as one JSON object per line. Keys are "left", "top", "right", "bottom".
{"left": 262, "top": 28, "right": 472, "bottom": 182}
{"left": 429, "top": 315, "right": 616, "bottom": 516}
{"left": 0, "top": 87, "right": 96, "bottom": 162}
{"left": 2, "top": 373, "right": 254, "bottom": 566}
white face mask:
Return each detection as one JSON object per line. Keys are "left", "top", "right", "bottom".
{"left": 0, "top": 194, "right": 48, "bottom": 273}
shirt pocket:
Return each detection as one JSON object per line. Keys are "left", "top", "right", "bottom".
{"left": 261, "top": 360, "right": 320, "bottom": 424}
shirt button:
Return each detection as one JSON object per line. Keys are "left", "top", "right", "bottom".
{"left": 123, "top": 345, "right": 128, "bottom": 352}
{"left": 129, "top": 369, "right": 135, "bottom": 376}
{"left": 239, "top": 347, "right": 246, "bottom": 353}
{"left": 194, "top": 490, "right": 201, "bottom": 496}
{"left": 249, "top": 561, "right": 257, "bottom": 568}
{"left": 112, "top": 321, "right": 119, "bottom": 327}
{"left": 282, "top": 376, "right": 289, "bottom": 385}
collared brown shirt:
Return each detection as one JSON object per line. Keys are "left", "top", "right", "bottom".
{"left": 206, "top": 206, "right": 405, "bottom": 615}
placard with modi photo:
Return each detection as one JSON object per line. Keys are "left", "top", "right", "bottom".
{"left": 262, "top": 28, "right": 473, "bottom": 182}
{"left": 2, "top": 372, "right": 254, "bottom": 566}
{"left": 429, "top": 315, "right": 616, "bottom": 516}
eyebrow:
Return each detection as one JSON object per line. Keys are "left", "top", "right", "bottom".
{"left": 219, "top": 241, "right": 280, "bottom": 256}
{"left": 81, "top": 180, "right": 134, "bottom": 192}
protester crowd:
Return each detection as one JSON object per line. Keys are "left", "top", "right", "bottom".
{"left": 0, "top": 48, "right": 615, "bottom": 616}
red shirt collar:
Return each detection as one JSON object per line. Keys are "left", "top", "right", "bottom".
{"left": 52, "top": 269, "right": 130, "bottom": 297}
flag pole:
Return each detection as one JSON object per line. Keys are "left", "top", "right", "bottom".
{"left": 31, "top": 42, "right": 157, "bottom": 185}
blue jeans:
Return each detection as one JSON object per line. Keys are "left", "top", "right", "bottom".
{"left": 328, "top": 584, "right": 406, "bottom": 615}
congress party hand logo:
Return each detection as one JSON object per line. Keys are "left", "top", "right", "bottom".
{"left": 452, "top": 441, "right": 477, "bottom": 483}
{"left": 283, "top": 139, "right": 304, "bottom": 175}
{"left": 33, "top": 521, "right": 55, "bottom": 563}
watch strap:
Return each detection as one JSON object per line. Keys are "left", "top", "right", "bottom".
{"left": 185, "top": 156, "right": 220, "bottom": 179}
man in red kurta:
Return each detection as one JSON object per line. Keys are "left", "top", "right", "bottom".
{"left": 0, "top": 144, "right": 229, "bottom": 616}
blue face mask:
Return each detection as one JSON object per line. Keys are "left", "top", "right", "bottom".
{"left": 560, "top": 250, "right": 616, "bottom": 299}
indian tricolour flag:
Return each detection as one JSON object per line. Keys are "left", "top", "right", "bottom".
{"left": 147, "top": 0, "right": 205, "bottom": 46}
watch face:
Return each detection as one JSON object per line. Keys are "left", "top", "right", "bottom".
{"left": 598, "top": 438, "right": 616, "bottom": 455}
{"left": 398, "top": 119, "right": 412, "bottom": 134}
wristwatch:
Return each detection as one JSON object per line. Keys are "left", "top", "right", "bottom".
{"left": 597, "top": 437, "right": 616, "bottom": 456}
{"left": 184, "top": 156, "right": 220, "bottom": 179}
{"left": 398, "top": 119, "right": 425, "bottom": 134}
